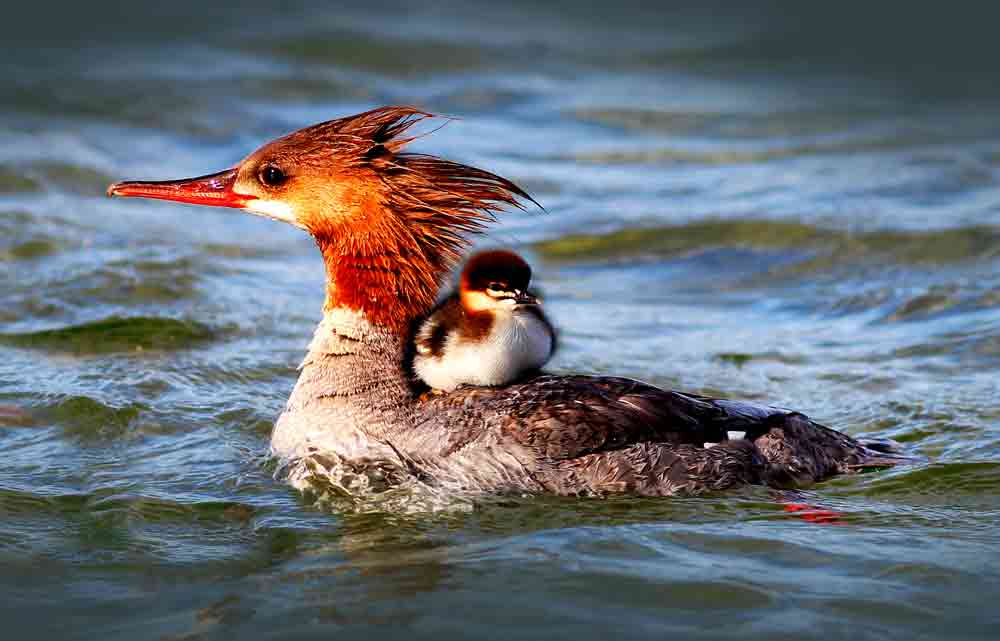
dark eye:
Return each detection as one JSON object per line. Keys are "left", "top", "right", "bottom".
{"left": 487, "top": 282, "right": 503, "bottom": 290}
{"left": 259, "top": 165, "right": 287, "bottom": 187}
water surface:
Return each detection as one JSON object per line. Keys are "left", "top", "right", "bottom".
{"left": 2, "top": 2, "right": 999, "bottom": 639}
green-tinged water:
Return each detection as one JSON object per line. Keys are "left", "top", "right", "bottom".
{"left": 1, "top": 2, "right": 999, "bottom": 639}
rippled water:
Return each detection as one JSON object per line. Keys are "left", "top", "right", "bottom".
{"left": 2, "top": 2, "right": 999, "bottom": 639}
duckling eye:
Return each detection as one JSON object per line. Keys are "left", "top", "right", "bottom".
{"left": 258, "top": 165, "right": 287, "bottom": 187}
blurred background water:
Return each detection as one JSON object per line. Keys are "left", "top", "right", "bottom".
{"left": 1, "top": 1, "right": 999, "bottom": 639}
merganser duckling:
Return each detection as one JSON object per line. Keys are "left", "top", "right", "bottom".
{"left": 413, "top": 249, "right": 555, "bottom": 392}
{"left": 107, "top": 106, "right": 904, "bottom": 497}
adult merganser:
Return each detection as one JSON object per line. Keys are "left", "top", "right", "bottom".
{"left": 108, "top": 106, "right": 901, "bottom": 496}
{"left": 413, "top": 249, "right": 555, "bottom": 392}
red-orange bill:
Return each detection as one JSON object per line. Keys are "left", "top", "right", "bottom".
{"left": 106, "top": 168, "right": 253, "bottom": 208}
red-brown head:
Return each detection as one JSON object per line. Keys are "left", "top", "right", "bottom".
{"left": 108, "top": 106, "right": 534, "bottom": 330}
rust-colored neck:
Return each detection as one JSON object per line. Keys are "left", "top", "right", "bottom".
{"left": 315, "top": 226, "right": 452, "bottom": 333}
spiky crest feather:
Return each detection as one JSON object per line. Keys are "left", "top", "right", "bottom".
{"left": 276, "top": 106, "right": 533, "bottom": 330}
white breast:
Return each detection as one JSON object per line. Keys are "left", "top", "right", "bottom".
{"left": 414, "top": 311, "right": 553, "bottom": 392}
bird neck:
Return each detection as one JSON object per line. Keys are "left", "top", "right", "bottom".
{"left": 284, "top": 307, "right": 415, "bottom": 441}
{"left": 315, "top": 226, "right": 451, "bottom": 334}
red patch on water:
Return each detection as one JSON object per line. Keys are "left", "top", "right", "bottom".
{"left": 783, "top": 502, "right": 844, "bottom": 525}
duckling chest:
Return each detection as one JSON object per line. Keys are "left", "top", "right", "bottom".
{"left": 421, "top": 312, "right": 553, "bottom": 389}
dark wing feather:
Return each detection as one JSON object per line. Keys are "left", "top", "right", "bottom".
{"left": 551, "top": 440, "right": 765, "bottom": 496}
{"left": 407, "top": 373, "right": 906, "bottom": 495}
{"left": 415, "top": 374, "right": 786, "bottom": 460}
{"left": 413, "top": 294, "right": 462, "bottom": 359}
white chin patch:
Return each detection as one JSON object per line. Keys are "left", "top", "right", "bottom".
{"left": 242, "top": 199, "right": 305, "bottom": 229}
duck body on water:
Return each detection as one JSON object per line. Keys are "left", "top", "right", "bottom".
{"left": 108, "top": 106, "right": 903, "bottom": 496}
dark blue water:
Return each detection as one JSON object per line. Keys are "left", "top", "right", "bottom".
{"left": 2, "top": 2, "right": 999, "bottom": 639}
